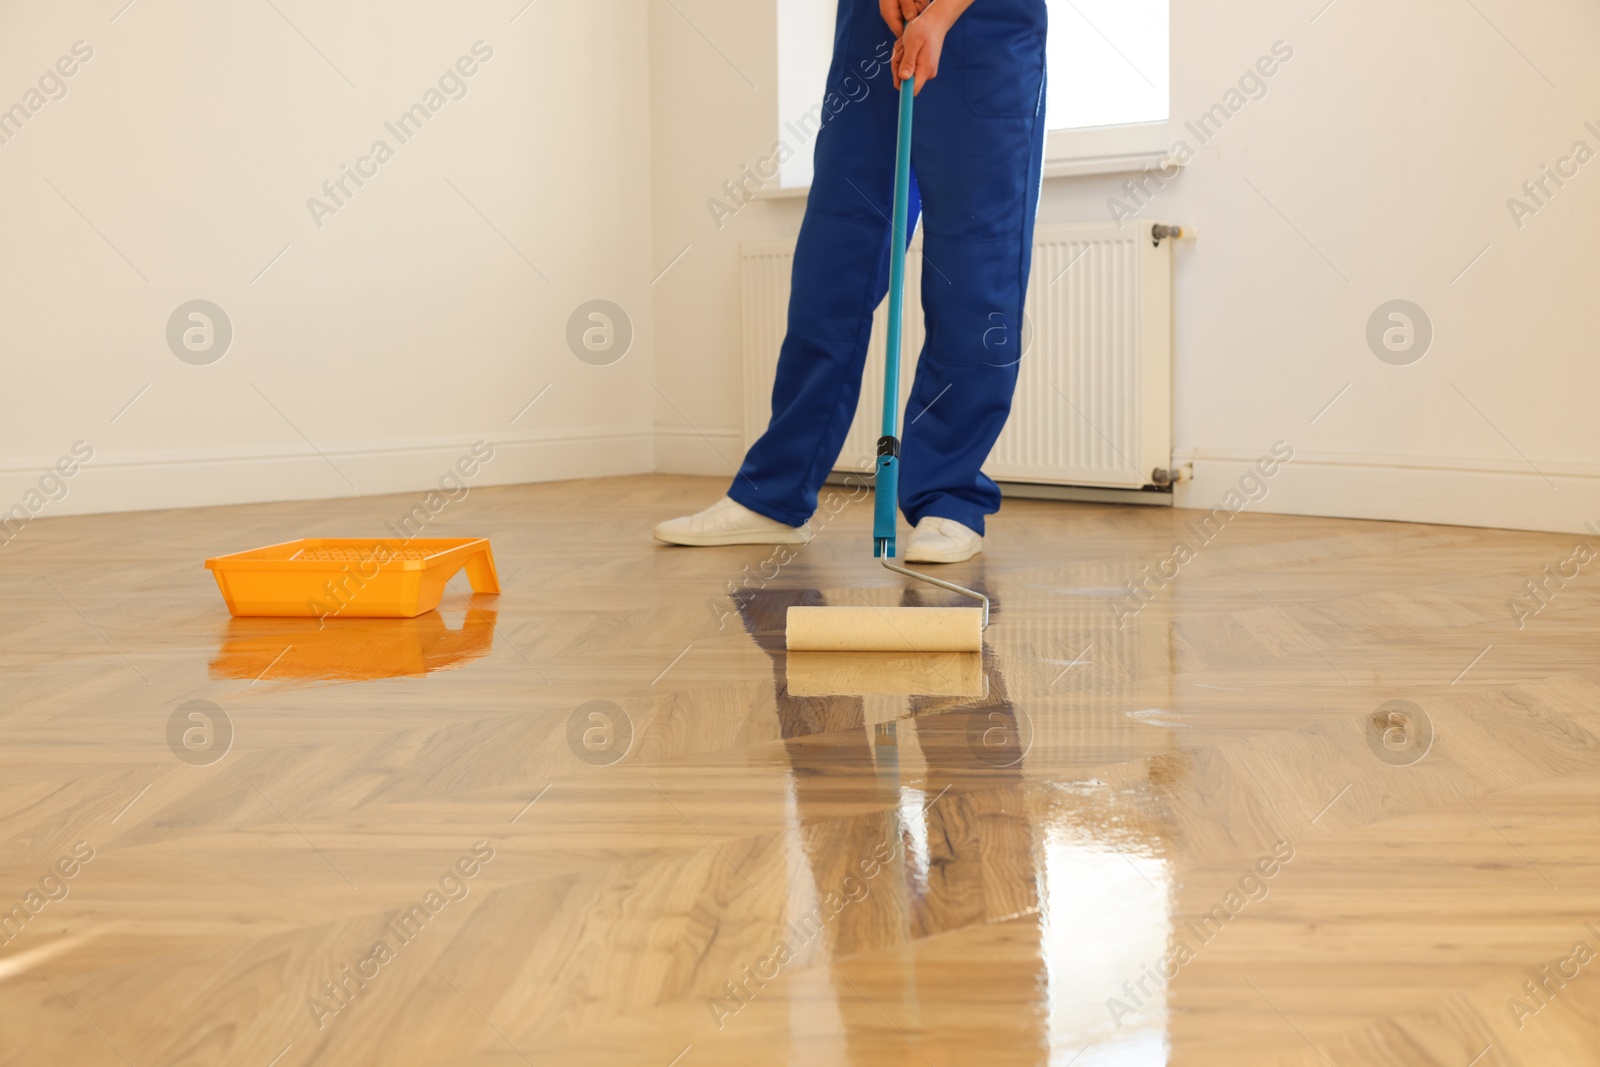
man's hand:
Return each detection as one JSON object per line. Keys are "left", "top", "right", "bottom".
{"left": 892, "top": 3, "right": 952, "bottom": 95}
{"left": 879, "top": 0, "right": 932, "bottom": 38}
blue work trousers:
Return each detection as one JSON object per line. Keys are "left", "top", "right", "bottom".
{"left": 731, "top": 0, "right": 1048, "bottom": 536}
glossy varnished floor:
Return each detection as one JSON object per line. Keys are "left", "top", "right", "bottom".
{"left": 3, "top": 474, "right": 1599, "bottom": 1066}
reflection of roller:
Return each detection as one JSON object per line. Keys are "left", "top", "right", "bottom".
{"left": 785, "top": 650, "right": 985, "bottom": 697}
{"left": 209, "top": 602, "right": 496, "bottom": 682}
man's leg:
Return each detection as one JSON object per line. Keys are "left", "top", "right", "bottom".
{"left": 727, "top": 1, "right": 921, "bottom": 528}
{"left": 898, "top": 0, "right": 1048, "bottom": 537}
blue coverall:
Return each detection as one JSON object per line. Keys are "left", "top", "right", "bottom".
{"left": 730, "top": 0, "right": 1048, "bottom": 537}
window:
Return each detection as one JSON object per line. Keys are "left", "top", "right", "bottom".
{"left": 1043, "top": 0, "right": 1169, "bottom": 167}
{"left": 775, "top": 0, "right": 1171, "bottom": 190}
{"left": 775, "top": 0, "right": 842, "bottom": 189}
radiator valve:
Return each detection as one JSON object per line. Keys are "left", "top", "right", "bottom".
{"left": 1151, "top": 465, "right": 1193, "bottom": 487}
{"left": 1152, "top": 223, "right": 1185, "bottom": 247}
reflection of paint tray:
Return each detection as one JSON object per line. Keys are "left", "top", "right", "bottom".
{"left": 210, "top": 606, "right": 495, "bottom": 682}
{"left": 785, "top": 651, "right": 986, "bottom": 697}
{"left": 205, "top": 538, "right": 498, "bottom": 618}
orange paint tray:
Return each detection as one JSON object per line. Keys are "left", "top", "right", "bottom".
{"left": 205, "top": 537, "right": 499, "bottom": 618}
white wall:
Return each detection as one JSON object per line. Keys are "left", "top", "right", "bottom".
{"left": 648, "top": 1, "right": 796, "bottom": 480}
{"left": 8, "top": 1, "right": 1595, "bottom": 535}
{"left": 0, "top": 0, "right": 656, "bottom": 522}
{"left": 649, "top": 0, "right": 1600, "bottom": 534}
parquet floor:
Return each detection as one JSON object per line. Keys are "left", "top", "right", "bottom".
{"left": 2, "top": 473, "right": 1598, "bottom": 1066}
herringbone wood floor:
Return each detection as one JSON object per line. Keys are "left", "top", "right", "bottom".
{"left": 2, "top": 474, "right": 1597, "bottom": 1066}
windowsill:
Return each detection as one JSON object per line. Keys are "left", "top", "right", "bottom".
{"left": 753, "top": 184, "right": 812, "bottom": 200}
{"left": 762, "top": 120, "right": 1178, "bottom": 197}
{"left": 1041, "top": 150, "right": 1176, "bottom": 178}
{"left": 756, "top": 150, "right": 1180, "bottom": 200}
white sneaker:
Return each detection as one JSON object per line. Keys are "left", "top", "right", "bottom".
{"left": 903, "top": 516, "right": 983, "bottom": 563}
{"left": 654, "top": 496, "right": 813, "bottom": 547}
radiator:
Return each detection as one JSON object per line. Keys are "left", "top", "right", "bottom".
{"left": 740, "top": 220, "right": 1174, "bottom": 489}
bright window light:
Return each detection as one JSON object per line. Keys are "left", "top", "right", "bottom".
{"left": 1045, "top": 0, "right": 1169, "bottom": 132}
{"left": 776, "top": 0, "right": 1171, "bottom": 188}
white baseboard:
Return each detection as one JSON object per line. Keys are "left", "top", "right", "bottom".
{"left": 652, "top": 425, "right": 744, "bottom": 477}
{"left": 1175, "top": 447, "right": 1600, "bottom": 536}
{"left": 0, "top": 426, "right": 654, "bottom": 520}
{"left": 9, "top": 431, "right": 1596, "bottom": 537}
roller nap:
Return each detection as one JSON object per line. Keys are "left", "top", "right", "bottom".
{"left": 785, "top": 605, "right": 982, "bottom": 653}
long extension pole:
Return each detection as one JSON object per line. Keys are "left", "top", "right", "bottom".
{"left": 869, "top": 76, "right": 989, "bottom": 630}
{"left": 873, "top": 77, "right": 916, "bottom": 561}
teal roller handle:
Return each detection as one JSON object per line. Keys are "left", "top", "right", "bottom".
{"left": 874, "top": 77, "right": 915, "bottom": 560}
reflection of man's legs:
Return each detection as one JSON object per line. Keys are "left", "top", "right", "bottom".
{"left": 731, "top": 587, "right": 868, "bottom": 740}
{"left": 731, "top": 587, "right": 909, "bottom": 970}
{"left": 907, "top": 639, "right": 1038, "bottom": 936}
{"left": 730, "top": 575, "right": 1037, "bottom": 938}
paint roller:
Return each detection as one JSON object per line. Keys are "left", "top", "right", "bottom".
{"left": 785, "top": 78, "right": 989, "bottom": 655}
